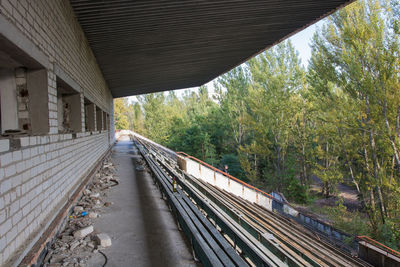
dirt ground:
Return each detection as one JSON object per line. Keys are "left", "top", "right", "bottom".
{"left": 310, "top": 175, "right": 362, "bottom": 211}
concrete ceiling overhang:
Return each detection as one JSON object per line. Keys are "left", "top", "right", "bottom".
{"left": 70, "top": 0, "right": 353, "bottom": 98}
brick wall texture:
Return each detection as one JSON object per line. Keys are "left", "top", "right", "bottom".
{"left": 0, "top": 0, "right": 114, "bottom": 265}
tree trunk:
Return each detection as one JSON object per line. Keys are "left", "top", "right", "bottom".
{"left": 383, "top": 99, "right": 400, "bottom": 174}
{"left": 276, "top": 145, "right": 282, "bottom": 192}
{"left": 337, "top": 127, "right": 361, "bottom": 193}
{"left": 324, "top": 141, "right": 330, "bottom": 198}
{"left": 301, "top": 143, "right": 307, "bottom": 186}
{"left": 366, "top": 94, "right": 386, "bottom": 224}
{"left": 363, "top": 127, "right": 378, "bottom": 231}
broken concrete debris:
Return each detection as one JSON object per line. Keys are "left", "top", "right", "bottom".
{"left": 88, "top": 212, "right": 98, "bottom": 219}
{"left": 95, "top": 233, "right": 112, "bottom": 248}
{"left": 135, "top": 165, "right": 145, "bottom": 171}
{"left": 73, "top": 226, "right": 94, "bottom": 239}
{"left": 69, "top": 240, "right": 80, "bottom": 250}
{"left": 135, "top": 157, "right": 151, "bottom": 173}
{"left": 90, "top": 192, "right": 100, "bottom": 198}
{"left": 73, "top": 206, "right": 84, "bottom": 213}
{"left": 43, "top": 157, "right": 117, "bottom": 267}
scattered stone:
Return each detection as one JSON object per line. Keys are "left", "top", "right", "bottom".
{"left": 73, "top": 206, "right": 84, "bottom": 213}
{"left": 90, "top": 192, "right": 100, "bottom": 198}
{"left": 50, "top": 255, "right": 65, "bottom": 263}
{"left": 43, "top": 251, "right": 53, "bottom": 263}
{"left": 94, "top": 233, "right": 112, "bottom": 248}
{"left": 136, "top": 165, "right": 145, "bottom": 171}
{"left": 44, "top": 157, "right": 118, "bottom": 266}
{"left": 88, "top": 212, "right": 97, "bottom": 219}
{"left": 61, "top": 235, "right": 73, "bottom": 242}
{"left": 69, "top": 240, "right": 80, "bottom": 250}
{"left": 73, "top": 226, "right": 93, "bottom": 239}
{"left": 83, "top": 189, "right": 91, "bottom": 195}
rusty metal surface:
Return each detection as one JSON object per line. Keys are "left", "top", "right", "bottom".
{"left": 70, "top": 0, "right": 353, "bottom": 97}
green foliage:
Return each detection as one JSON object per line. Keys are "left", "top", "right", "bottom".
{"left": 240, "top": 40, "right": 306, "bottom": 191}
{"left": 114, "top": 98, "right": 130, "bottom": 130}
{"left": 220, "top": 154, "right": 247, "bottom": 181}
{"left": 309, "top": 198, "right": 372, "bottom": 238}
{"left": 286, "top": 176, "right": 309, "bottom": 204}
{"left": 376, "top": 220, "right": 400, "bottom": 250}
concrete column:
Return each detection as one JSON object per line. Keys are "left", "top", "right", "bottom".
{"left": 102, "top": 111, "right": 107, "bottom": 130}
{"left": 64, "top": 94, "right": 82, "bottom": 133}
{"left": 15, "top": 67, "right": 30, "bottom": 131}
{"left": 85, "top": 103, "right": 96, "bottom": 131}
{"left": 57, "top": 93, "right": 64, "bottom": 132}
{"left": 96, "top": 106, "right": 103, "bottom": 131}
{"left": 80, "top": 94, "right": 85, "bottom": 132}
{"left": 27, "top": 69, "right": 49, "bottom": 134}
{"left": 0, "top": 68, "right": 18, "bottom": 133}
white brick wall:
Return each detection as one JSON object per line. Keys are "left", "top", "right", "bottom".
{"left": 0, "top": 0, "right": 114, "bottom": 265}
{"left": 0, "top": 133, "right": 110, "bottom": 265}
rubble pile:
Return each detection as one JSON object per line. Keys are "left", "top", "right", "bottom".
{"left": 135, "top": 157, "right": 149, "bottom": 172}
{"left": 43, "top": 157, "right": 118, "bottom": 267}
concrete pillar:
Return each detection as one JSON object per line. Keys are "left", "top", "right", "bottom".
{"left": 0, "top": 68, "right": 18, "bottom": 133}
{"left": 96, "top": 106, "right": 102, "bottom": 131}
{"left": 80, "top": 94, "right": 85, "bottom": 132}
{"left": 57, "top": 93, "right": 64, "bottom": 132}
{"left": 27, "top": 69, "right": 49, "bottom": 134}
{"left": 64, "top": 94, "right": 81, "bottom": 133}
{"left": 102, "top": 111, "right": 107, "bottom": 130}
{"left": 85, "top": 103, "right": 96, "bottom": 131}
{"left": 15, "top": 67, "right": 30, "bottom": 131}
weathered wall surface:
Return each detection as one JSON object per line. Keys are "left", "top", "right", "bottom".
{"left": 181, "top": 157, "right": 273, "bottom": 211}
{"left": 0, "top": 0, "right": 112, "bottom": 112}
{"left": 0, "top": 0, "right": 114, "bottom": 265}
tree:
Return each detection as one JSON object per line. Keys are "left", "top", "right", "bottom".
{"left": 114, "top": 98, "right": 130, "bottom": 130}
{"left": 216, "top": 66, "right": 250, "bottom": 149}
{"left": 241, "top": 40, "right": 305, "bottom": 191}
{"left": 309, "top": 0, "right": 400, "bottom": 237}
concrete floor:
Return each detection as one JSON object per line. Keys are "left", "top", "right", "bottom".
{"left": 87, "top": 139, "right": 198, "bottom": 267}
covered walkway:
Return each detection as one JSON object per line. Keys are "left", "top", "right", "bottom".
{"left": 87, "top": 138, "right": 197, "bottom": 267}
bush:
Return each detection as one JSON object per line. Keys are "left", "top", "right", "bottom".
{"left": 285, "top": 176, "right": 309, "bottom": 204}
{"left": 220, "top": 154, "right": 247, "bottom": 181}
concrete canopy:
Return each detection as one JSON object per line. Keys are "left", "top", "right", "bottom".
{"left": 70, "top": 0, "right": 352, "bottom": 98}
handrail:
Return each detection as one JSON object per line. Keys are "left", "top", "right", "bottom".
{"left": 176, "top": 151, "right": 275, "bottom": 200}
{"left": 357, "top": 235, "right": 400, "bottom": 257}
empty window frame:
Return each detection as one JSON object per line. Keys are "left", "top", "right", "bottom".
{"left": 56, "top": 77, "right": 82, "bottom": 133}
{"left": 0, "top": 63, "right": 48, "bottom": 135}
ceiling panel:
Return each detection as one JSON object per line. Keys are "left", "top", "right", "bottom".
{"left": 70, "top": 0, "right": 353, "bottom": 98}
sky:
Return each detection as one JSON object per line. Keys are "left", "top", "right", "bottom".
{"left": 128, "top": 19, "right": 325, "bottom": 103}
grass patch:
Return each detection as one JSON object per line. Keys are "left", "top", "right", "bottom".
{"left": 309, "top": 198, "right": 372, "bottom": 238}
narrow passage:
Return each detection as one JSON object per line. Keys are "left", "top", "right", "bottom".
{"left": 88, "top": 138, "right": 197, "bottom": 267}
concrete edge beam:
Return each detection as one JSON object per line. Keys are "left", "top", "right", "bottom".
{"left": 0, "top": 13, "right": 50, "bottom": 70}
